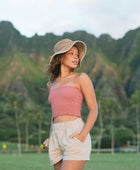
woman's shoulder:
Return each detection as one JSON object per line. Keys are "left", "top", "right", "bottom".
{"left": 73, "top": 72, "right": 88, "bottom": 78}
{"left": 78, "top": 72, "right": 90, "bottom": 80}
{"left": 78, "top": 72, "right": 92, "bottom": 85}
{"left": 72, "top": 72, "right": 90, "bottom": 82}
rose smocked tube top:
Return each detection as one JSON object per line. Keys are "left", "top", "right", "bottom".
{"left": 48, "top": 86, "right": 83, "bottom": 121}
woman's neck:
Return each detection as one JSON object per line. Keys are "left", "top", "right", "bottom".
{"left": 58, "top": 66, "right": 73, "bottom": 79}
{"left": 58, "top": 72, "right": 74, "bottom": 79}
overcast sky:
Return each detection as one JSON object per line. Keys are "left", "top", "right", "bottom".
{"left": 0, "top": 0, "right": 140, "bottom": 39}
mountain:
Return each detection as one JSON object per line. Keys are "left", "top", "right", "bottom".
{"left": 0, "top": 21, "right": 140, "bottom": 145}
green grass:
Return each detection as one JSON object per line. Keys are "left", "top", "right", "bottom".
{"left": 0, "top": 142, "right": 37, "bottom": 152}
{"left": 0, "top": 153, "right": 140, "bottom": 170}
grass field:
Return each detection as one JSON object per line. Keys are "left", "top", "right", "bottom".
{"left": 0, "top": 153, "right": 140, "bottom": 170}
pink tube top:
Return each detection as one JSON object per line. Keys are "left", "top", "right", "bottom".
{"left": 48, "top": 86, "right": 83, "bottom": 120}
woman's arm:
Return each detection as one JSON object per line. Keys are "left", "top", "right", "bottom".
{"left": 80, "top": 72, "right": 98, "bottom": 141}
{"left": 43, "top": 81, "right": 53, "bottom": 148}
{"left": 69, "top": 72, "right": 98, "bottom": 142}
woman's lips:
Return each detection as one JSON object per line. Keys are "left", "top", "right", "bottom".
{"left": 72, "top": 61, "right": 78, "bottom": 65}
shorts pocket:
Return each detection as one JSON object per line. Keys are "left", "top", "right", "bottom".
{"left": 73, "top": 137, "right": 83, "bottom": 144}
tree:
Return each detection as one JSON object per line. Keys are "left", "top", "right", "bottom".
{"left": 34, "top": 104, "right": 46, "bottom": 152}
{"left": 102, "top": 97, "right": 121, "bottom": 154}
{"left": 21, "top": 104, "right": 33, "bottom": 151}
{"left": 8, "top": 92, "right": 25, "bottom": 153}
{"left": 129, "top": 90, "right": 140, "bottom": 153}
{"left": 95, "top": 90, "right": 104, "bottom": 154}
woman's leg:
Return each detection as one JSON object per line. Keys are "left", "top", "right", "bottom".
{"left": 61, "top": 160, "right": 86, "bottom": 170}
{"left": 54, "top": 159, "right": 63, "bottom": 170}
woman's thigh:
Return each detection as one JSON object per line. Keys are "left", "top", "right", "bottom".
{"left": 61, "top": 160, "right": 86, "bottom": 170}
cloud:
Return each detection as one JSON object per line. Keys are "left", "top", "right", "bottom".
{"left": 68, "top": 0, "right": 97, "bottom": 5}
{"left": 0, "top": 0, "right": 140, "bottom": 38}
{"left": 6, "top": 0, "right": 53, "bottom": 8}
{"left": 71, "top": 0, "right": 140, "bottom": 38}
{"left": 7, "top": 0, "right": 36, "bottom": 7}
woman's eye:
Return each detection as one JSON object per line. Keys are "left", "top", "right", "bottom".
{"left": 68, "top": 52, "right": 79, "bottom": 57}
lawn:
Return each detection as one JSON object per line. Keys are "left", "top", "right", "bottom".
{"left": 0, "top": 153, "right": 140, "bottom": 170}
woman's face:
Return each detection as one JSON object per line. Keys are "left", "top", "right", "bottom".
{"left": 61, "top": 46, "right": 79, "bottom": 69}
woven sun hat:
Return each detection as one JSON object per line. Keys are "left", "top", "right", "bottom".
{"left": 49, "top": 39, "right": 87, "bottom": 63}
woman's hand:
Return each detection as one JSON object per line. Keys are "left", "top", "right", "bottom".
{"left": 43, "top": 138, "right": 49, "bottom": 148}
{"left": 69, "top": 133, "right": 85, "bottom": 143}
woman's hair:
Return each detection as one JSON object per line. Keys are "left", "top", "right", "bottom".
{"left": 47, "top": 53, "right": 64, "bottom": 82}
{"left": 47, "top": 45, "right": 81, "bottom": 82}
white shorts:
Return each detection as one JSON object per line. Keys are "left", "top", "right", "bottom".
{"left": 48, "top": 118, "right": 92, "bottom": 165}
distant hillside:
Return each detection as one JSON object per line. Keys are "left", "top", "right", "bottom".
{"left": 0, "top": 21, "right": 140, "bottom": 145}
{"left": 1, "top": 21, "right": 139, "bottom": 98}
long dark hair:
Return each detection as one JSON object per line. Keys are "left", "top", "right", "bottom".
{"left": 47, "top": 53, "right": 64, "bottom": 82}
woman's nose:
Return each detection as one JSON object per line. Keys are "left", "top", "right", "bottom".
{"left": 74, "top": 54, "right": 78, "bottom": 59}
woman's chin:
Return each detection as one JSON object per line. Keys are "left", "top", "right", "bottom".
{"left": 71, "top": 65, "right": 77, "bottom": 69}
{"left": 66, "top": 64, "right": 77, "bottom": 70}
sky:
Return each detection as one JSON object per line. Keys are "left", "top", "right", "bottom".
{"left": 0, "top": 0, "right": 140, "bottom": 39}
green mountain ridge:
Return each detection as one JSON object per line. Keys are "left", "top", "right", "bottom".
{"left": 0, "top": 21, "right": 140, "bottom": 145}
{"left": 0, "top": 20, "right": 140, "bottom": 107}
{"left": 0, "top": 20, "right": 140, "bottom": 104}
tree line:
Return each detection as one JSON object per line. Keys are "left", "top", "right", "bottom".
{"left": 0, "top": 88, "right": 139, "bottom": 153}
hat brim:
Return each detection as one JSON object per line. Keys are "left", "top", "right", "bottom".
{"left": 49, "top": 40, "right": 87, "bottom": 64}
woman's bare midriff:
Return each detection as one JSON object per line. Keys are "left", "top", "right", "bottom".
{"left": 53, "top": 115, "right": 81, "bottom": 123}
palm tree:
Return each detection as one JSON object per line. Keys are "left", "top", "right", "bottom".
{"left": 95, "top": 90, "right": 104, "bottom": 154}
{"left": 129, "top": 90, "right": 140, "bottom": 154}
{"left": 8, "top": 92, "right": 24, "bottom": 153}
{"left": 102, "top": 97, "right": 120, "bottom": 154}
{"left": 22, "top": 105, "right": 33, "bottom": 151}
{"left": 105, "top": 98, "right": 115, "bottom": 154}
{"left": 34, "top": 105, "right": 45, "bottom": 152}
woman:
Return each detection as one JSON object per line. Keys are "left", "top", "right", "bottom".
{"left": 43, "top": 39, "right": 98, "bottom": 170}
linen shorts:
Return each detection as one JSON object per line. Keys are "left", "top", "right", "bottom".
{"left": 48, "top": 118, "right": 92, "bottom": 165}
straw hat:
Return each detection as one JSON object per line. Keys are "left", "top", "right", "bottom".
{"left": 49, "top": 39, "right": 87, "bottom": 63}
